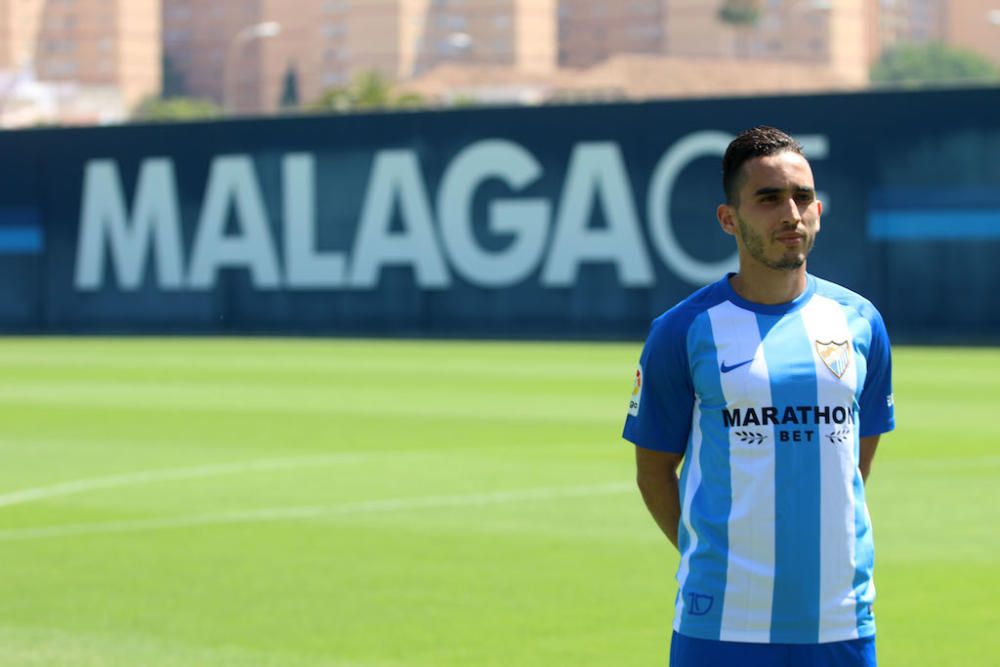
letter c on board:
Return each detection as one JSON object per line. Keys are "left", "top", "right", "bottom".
{"left": 647, "top": 131, "right": 739, "bottom": 286}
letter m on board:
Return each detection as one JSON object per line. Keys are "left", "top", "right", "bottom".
{"left": 75, "top": 159, "right": 184, "bottom": 291}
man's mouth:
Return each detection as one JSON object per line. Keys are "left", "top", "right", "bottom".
{"left": 776, "top": 233, "right": 805, "bottom": 246}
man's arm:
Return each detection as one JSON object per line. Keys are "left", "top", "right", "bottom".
{"left": 635, "top": 447, "right": 684, "bottom": 551}
{"left": 859, "top": 435, "right": 880, "bottom": 483}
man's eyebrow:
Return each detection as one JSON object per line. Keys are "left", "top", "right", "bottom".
{"left": 752, "top": 185, "right": 815, "bottom": 196}
{"left": 753, "top": 186, "right": 782, "bottom": 196}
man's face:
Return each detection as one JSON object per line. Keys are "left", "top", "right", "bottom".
{"left": 719, "top": 151, "right": 822, "bottom": 271}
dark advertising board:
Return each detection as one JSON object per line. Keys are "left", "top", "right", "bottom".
{"left": 1, "top": 86, "right": 998, "bottom": 341}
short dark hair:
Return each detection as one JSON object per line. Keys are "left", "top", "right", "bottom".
{"left": 722, "top": 126, "right": 804, "bottom": 205}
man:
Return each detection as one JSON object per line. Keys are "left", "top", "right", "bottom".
{"left": 623, "top": 126, "right": 894, "bottom": 667}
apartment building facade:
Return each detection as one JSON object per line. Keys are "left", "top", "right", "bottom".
{"left": 162, "top": 0, "right": 556, "bottom": 114}
{"left": 160, "top": 0, "right": 1000, "bottom": 115}
{"left": 941, "top": 0, "right": 1000, "bottom": 66}
{"left": 0, "top": 0, "right": 159, "bottom": 110}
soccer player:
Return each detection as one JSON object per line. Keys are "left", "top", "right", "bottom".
{"left": 623, "top": 126, "right": 894, "bottom": 667}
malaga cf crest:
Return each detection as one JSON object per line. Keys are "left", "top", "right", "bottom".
{"left": 815, "top": 340, "right": 851, "bottom": 378}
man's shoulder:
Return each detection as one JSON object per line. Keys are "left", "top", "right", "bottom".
{"left": 648, "top": 279, "right": 730, "bottom": 343}
{"left": 811, "top": 275, "right": 883, "bottom": 323}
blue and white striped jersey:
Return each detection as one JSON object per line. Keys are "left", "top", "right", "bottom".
{"left": 623, "top": 273, "right": 895, "bottom": 645}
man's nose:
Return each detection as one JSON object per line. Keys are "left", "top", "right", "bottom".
{"left": 780, "top": 197, "right": 802, "bottom": 224}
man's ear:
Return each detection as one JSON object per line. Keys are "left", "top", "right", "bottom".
{"left": 717, "top": 203, "right": 737, "bottom": 236}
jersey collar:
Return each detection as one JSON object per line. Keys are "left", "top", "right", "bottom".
{"left": 721, "top": 272, "right": 817, "bottom": 316}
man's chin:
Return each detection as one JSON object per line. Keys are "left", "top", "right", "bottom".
{"left": 772, "top": 256, "right": 806, "bottom": 271}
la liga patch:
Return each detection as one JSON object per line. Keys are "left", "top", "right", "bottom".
{"left": 628, "top": 364, "right": 642, "bottom": 416}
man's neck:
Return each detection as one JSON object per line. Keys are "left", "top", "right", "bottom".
{"left": 729, "top": 263, "right": 809, "bottom": 306}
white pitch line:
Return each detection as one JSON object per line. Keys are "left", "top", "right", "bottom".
{"left": 0, "top": 481, "right": 634, "bottom": 542}
{"left": 0, "top": 453, "right": 374, "bottom": 509}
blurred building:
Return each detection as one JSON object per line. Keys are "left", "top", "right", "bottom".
{"left": 0, "top": 0, "right": 159, "bottom": 127}
{"left": 0, "top": 0, "right": 45, "bottom": 73}
{"left": 165, "top": 1, "right": 284, "bottom": 114}
{"left": 402, "top": 53, "right": 868, "bottom": 106}
{"left": 418, "top": 0, "right": 900, "bottom": 103}
{"left": 162, "top": 0, "right": 557, "bottom": 114}
{"left": 860, "top": 0, "right": 1000, "bottom": 68}
{"left": 0, "top": 72, "right": 126, "bottom": 126}
{"left": 557, "top": 0, "right": 666, "bottom": 68}
{"left": 874, "top": 0, "right": 944, "bottom": 47}
{"left": 161, "top": 0, "right": 1000, "bottom": 116}
{"left": 430, "top": 0, "right": 873, "bottom": 103}
{"left": 409, "top": 0, "right": 557, "bottom": 76}
{"left": 941, "top": 0, "right": 1000, "bottom": 66}
{"left": 162, "top": 0, "right": 405, "bottom": 113}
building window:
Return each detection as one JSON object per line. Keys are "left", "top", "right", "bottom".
{"left": 761, "top": 15, "right": 781, "bottom": 30}
{"left": 47, "top": 40, "right": 76, "bottom": 54}
{"left": 164, "top": 29, "right": 192, "bottom": 45}
{"left": 49, "top": 60, "right": 77, "bottom": 76}
{"left": 166, "top": 5, "right": 193, "bottom": 21}
{"left": 322, "top": 71, "right": 346, "bottom": 86}
{"left": 631, "top": 0, "right": 657, "bottom": 14}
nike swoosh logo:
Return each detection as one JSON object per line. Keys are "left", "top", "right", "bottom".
{"left": 720, "top": 359, "right": 754, "bottom": 373}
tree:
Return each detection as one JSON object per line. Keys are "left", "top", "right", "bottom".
{"left": 132, "top": 96, "right": 222, "bottom": 122}
{"left": 871, "top": 42, "right": 1000, "bottom": 87}
{"left": 307, "top": 70, "right": 424, "bottom": 113}
{"left": 279, "top": 64, "right": 300, "bottom": 110}
{"left": 717, "top": 0, "right": 761, "bottom": 27}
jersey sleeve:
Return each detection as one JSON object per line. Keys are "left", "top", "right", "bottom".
{"left": 858, "top": 308, "right": 895, "bottom": 437}
{"left": 622, "top": 313, "right": 695, "bottom": 453}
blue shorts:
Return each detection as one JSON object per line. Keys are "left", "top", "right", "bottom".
{"left": 669, "top": 631, "right": 876, "bottom": 667}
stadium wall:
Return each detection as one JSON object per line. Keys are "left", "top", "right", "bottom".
{"left": 1, "top": 87, "right": 998, "bottom": 341}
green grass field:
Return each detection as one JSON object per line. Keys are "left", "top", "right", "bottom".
{"left": 0, "top": 338, "right": 996, "bottom": 666}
